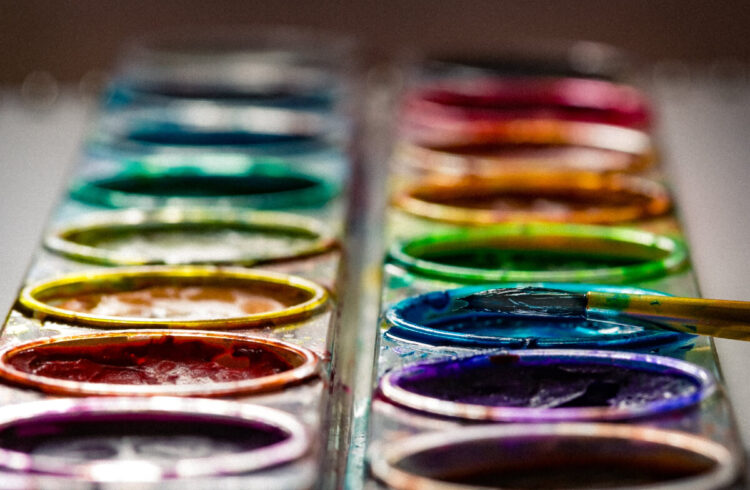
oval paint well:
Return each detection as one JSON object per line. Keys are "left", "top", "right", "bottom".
{"left": 0, "top": 331, "right": 318, "bottom": 396}
{"left": 106, "top": 27, "right": 352, "bottom": 112}
{"left": 397, "top": 142, "right": 652, "bottom": 176}
{"left": 0, "top": 397, "right": 310, "bottom": 481}
{"left": 370, "top": 424, "right": 737, "bottom": 490}
{"left": 92, "top": 105, "right": 340, "bottom": 158}
{"left": 393, "top": 171, "right": 670, "bottom": 225}
{"left": 111, "top": 80, "right": 335, "bottom": 109}
{"left": 45, "top": 208, "right": 337, "bottom": 266}
{"left": 385, "top": 283, "right": 692, "bottom": 351}
{"left": 403, "top": 77, "right": 652, "bottom": 128}
{"left": 388, "top": 223, "right": 688, "bottom": 284}
{"left": 69, "top": 165, "right": 337, "bottom": 210}
{"left": 426, "top": 41, "right": 631, "bottom": 81}
{"left": 18, "top": 266, "right": 328, "bottom": 329}
{"left": 379, "top": 349, "right": 713, "bottom": 421}
{"left": 400, "top": 77, "right": 653, "bottom": 150}
{"left": 127, "top": 126, "right": 320, "bottom": 147}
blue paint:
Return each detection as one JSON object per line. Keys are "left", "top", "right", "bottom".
{"left": 88, "top": 113, "right": 339, "bottom": 162}
{"left": 104, "top": 80, "right": 337, "bottom": 112}
{"left": 384, "top": 283, "right": 694, "bottom": 351}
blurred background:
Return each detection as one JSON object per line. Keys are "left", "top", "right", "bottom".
{"left": 1, "top": 0, "right": 750, "bottom": 83}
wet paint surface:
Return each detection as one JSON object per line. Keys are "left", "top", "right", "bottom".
{"left": 386, "top": 285, "right": 692, "bottom": 350}
{"left": 404, "top": 78, "right": 652, "bottom": 129}
{"left": 70, "top": 171, "right": 337, "bottom": 210}
{"left": 415, "top": 248, "right": 644, "bottom": 272}
{"left": 394, "top": 437, "right": 715, "bottom": 488}
{"left": 404, "top": 143, "right": 646, "bottom": 174}
{"left": 123, "top": 81, "right": 331, "bottom": 104}
{"left": 411, "top": 187, "right": 653, "bottom": 213}
{"left": 94, "top": 174, "right": 317, "bottom": 197}
{"left": 0, "top": 412, "right": 287, "bottom": 463}
{"left": 68, "top": 226, "right": 322, "bottom": 264}
{"left": 126, "top": 125, "right": 319, "bottom": 147}
{"left": 56, "top": 285, "right": 286, "bottom": 319}
{"left": 8, "top": 335, "right": 295, "bottom": 385}
{"left": 389, "top": 353, "right": 699, "bottom": 409}
{"left": 389, "top": 226, "right": 687, "bottom": 284}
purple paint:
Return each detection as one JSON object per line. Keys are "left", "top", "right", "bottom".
{"left": 0, "top": 412, "right": 287, "bottom": 462}
{"left": 380, "top": 350, "right": 714, "bottom": 421}
{"left": 0, "top": 398, "right": 310, "bottom": 480}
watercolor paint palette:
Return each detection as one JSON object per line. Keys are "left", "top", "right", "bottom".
{"left": 0, "top": 32, "right": 745, "bottom": 489}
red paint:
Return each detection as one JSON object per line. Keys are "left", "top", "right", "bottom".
{"left": 8, "top": 336, "right": 295, "bottom": 385}
{"left": 403, "top": 77, "right": 652, "bottom": 129}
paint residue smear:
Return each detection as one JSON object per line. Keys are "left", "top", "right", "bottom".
{"left": 396, "top": 356, "right": 698, "bottom": 409}
{"left": 87, "top": 228, "right": 315, "bottom": 264}
{"left": 9, "top": 336, "right": 295, "bottom": 385}
{"left": 56, "top": 286, "right": 286, "bottom": 319}
{"left": 0, "top": 414, "right": 287, "bottom": 463}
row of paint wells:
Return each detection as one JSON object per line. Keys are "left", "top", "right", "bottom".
{"left": 1, "top": 30, "right": 357, "bottom": 488}
{"left": 0, "top": 31, "right": 738, "bottom": 488}
{"left": 368, "top": 52, "right": 740, "bottom": 489}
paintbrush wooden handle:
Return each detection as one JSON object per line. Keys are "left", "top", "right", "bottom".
{"left": 587, "top": 292, "right": 750, "bottom": 341}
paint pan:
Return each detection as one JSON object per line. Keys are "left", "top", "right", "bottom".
{"left": 384, "top": 283, "right": 692, "bottom": 351}
{"left": 423, "top": 40, "right": 632, "bottom": 81}
{"left": 106, "top": 27, "right": 355, "bottom": 111}
{"left": 69, "top": 163, "right": 338, "bottom": 211}
{"left": 392, "top": 171, "right": 671, "bottom": 226}
{"left": 44, "top": 208, "right": 337, "bottom": 266}
{"left": 400, "top": 77, "right": 653, "bottom": 150}
{"left": 90, "top": 105, "right": 343, "bottom": 160}
{"left": 403, "top": 77, "right": 652, "bottom": 129}
{"left": 0, "top": 397, "right": 312, "bottom": 484}
{"left": 394, "top": 141, "right": 653, "bottom": 177}
{"left": 17, "top": 266, "right": 328, "bottom": 329}
{"left": 388, "top": 223, "right": 688, "bottom": 284}
{"left": 379, "top": 349, "right": 713, "bottom": 422}
{"left": 402, "top": 113, "right": 652, "bottom": 152}
{"left": 370, "top": 423, "right": 738, "bottom": 489}
{"left": 0, "top": 330, "right": 318, "bottom": 397}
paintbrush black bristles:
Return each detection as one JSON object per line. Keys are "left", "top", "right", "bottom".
{"left": 456, "top": 287, "right": 589, "bottom": 318}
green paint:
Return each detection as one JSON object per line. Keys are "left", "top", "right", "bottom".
{"left": 600, "top": 293, "right": 632, "bottom": 311}
{"left": 388, "top": 223, "right": 689, "bottom": 285}
{"left": 70, "top": 163, "right": 338, "bottom": 210}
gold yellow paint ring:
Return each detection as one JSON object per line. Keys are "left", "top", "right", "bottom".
{"left": 393, "top": 171, "right": 671, "bottom": 225}
{"left": 18, "top": 266, "right": 329, "bottom": 330}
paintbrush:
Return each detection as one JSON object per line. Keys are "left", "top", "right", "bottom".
{"left": 455, "top": 287, "right": 750, "bottom": 341}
